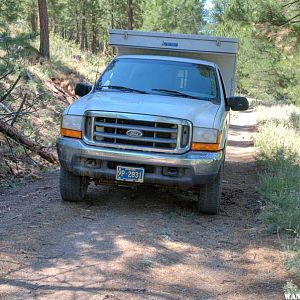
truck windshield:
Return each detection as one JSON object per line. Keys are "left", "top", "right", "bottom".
{"left": 96, "top": 58, "right": 219, "bottom": 101}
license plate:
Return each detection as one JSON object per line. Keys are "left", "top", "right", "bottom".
{"left": 116, "top": 166, "right": 144, "bottom": 183}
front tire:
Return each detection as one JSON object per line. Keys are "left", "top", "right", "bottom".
{"left": 197, "top": 164, "right": 223, "bottom": 214}
{"left": 59, "top": 168, "right": 88, "bottom": 202}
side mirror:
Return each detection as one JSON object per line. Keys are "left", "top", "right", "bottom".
{"left": 227, "top": 96, "right": 249, "bottom": 111}
{"left": 75, "top": 82, "right": 93, "bottom": 97}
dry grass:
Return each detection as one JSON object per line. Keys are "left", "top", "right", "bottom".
{"left": 255, "top": 103, "right": 300, "bottom": 278}
{"left": 31, "top": 34, "right": 107, "bottom": 83}
{"left": 0, "top": 35, "right": 106, "bottom": 183}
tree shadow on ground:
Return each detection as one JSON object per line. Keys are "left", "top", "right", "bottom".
{"left": 0, "top": 117, "right": 287, "bottom": 300}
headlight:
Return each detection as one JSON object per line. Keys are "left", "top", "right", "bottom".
{"left": 60, "top": 115, "right": 83, "bottom": 139}
{"left": 61, "top": 115, "right": 83, "bottom": 131}
{"left": 193, "top": 127, "right": 219, "bottom": 143}
{"left": 192, "top": 127, "right": 221, "bottom": 151}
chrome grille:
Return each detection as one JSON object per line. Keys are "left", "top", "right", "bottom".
{"left": 83, "top": 112, "right": 192, "bottom": 154}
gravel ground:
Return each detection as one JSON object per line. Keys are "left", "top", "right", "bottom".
{"left": 0, "top": 110, "right": 287, "bottom": 300}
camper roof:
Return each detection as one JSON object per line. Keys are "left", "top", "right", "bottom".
{"left": 109, "top": 29, "right": 238, "bottom": 55}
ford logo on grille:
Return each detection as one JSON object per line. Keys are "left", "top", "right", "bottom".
{"left": 126, "top": 129, "right": 143, "bottom": 138}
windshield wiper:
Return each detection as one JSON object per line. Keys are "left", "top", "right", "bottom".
{"left": 152, "top": 88, "right": 199, "bottom": 99}
{"left": 99, "top": 85, "right": 148, "bottom": 94}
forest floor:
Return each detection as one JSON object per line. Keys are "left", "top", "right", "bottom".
{"left": 0, "top": 110, "right": 290, "bottom": 300}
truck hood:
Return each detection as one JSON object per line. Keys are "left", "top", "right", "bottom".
{"left": 67, "top": 92, "right": 220, "bottom": 128}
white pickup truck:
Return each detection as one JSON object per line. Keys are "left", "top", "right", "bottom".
{"left": 57, "top": 29, "right": 248, "bottom": 214}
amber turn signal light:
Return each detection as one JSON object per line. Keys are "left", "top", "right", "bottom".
{"left": 191, "top": 142, "right": 221, "bottom": 151}
{"left": 60, "top": 128, "right": 82, "bottom": 139}
{"left": 191, "top": 131, "right": 221, "bottom": 151}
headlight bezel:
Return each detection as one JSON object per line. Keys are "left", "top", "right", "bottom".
{"left": 60, "top": 115, "right": 83, "bottom": 139}
{"left": 191, "top": 127, "right": 221, "bottom": 151}
{"left": 61, "top": 115, "right": 83, "bottom": 131}
{"left": 192, "top": 127, "right": 219, "bottom": 144}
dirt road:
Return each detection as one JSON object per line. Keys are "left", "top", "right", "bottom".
{"left": 0, "top": 111, "right": 287, "bottom": 300}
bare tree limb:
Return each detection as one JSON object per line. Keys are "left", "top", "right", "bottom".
{"left": 290, "top": 20, "right": 300, "bottom": 24}
{"left": 282, "top": 0, "right": 300, "bottom": 8}
{"left": 0, "top": 103, "right": 12, "bottom": 113}
{"left": 0, "top": 120, "right": 58, "bottom": 164}
{"left": 280, "top": 13, "right": 300, "bottom": 26}
{"left": 0, "top": 74, "right": 22, "bottom": 103}
{"left": 24, "top": 147, "right": 44, "bottom": 168}
{"left": 11, "top": 94, "right": 27, "bottom": 126}
{"left": 4, "top": 134, "right": 19, "bottom": 172}
{"left": 0, "top": 111, "right": 33, "bottom": 122}
{"left": 0, "top": 70, "right": 13, "bottom": 81}
{"left": 3, "top": 159, "right": 16, "bottom": 176}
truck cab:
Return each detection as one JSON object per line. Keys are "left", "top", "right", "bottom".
{"left": 57, "top": 30, "right": 248, "bottom": 214}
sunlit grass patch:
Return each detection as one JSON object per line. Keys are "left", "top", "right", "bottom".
{"left": 255, "top": 106, "right": 300, "bottom": 234}
{"left": 30, "top": 34, "right": 107, "bottom": 83}
{"left": 255, "top": 103, "right": 300, "bottom": 277}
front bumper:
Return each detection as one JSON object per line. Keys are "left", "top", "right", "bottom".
{"left": 57, "top": 137, "right": 224, "bottom": 188}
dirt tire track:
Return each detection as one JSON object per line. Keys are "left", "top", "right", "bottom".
{"left": 0, "top": 110, "right": 288, "bottom": 300}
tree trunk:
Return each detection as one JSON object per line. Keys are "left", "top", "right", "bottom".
{"left": 84, "top": 29, "right": 88, "bottom": 50}
{"left": 75, "top": 14, "right": 80, "bottom": 44}
{"left": 91, "top": 14, "right": 98, "bottom": 54}
{"left": 127, "top": 0, "right": 133, "bottom": 30}
{"left": 0, "top": 121, "right": 57, "bottom": 164}
{"left": 30, "top": 8, "right": 38, "bottom": 33}
{"left": 38, "top": 0, "right": 50, "bottom": 58}
{"left": 111, "top": 2, "right": 115, "bottom": 29}
{"left": 102, "top": 35, "right": 109, "bottom": 57}
{"left": 80, "top": 12, "right": 88, "bottom": 51}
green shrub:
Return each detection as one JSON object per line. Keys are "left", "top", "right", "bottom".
{"left": 289, "top": 111, "right": 300, "bottom": 130}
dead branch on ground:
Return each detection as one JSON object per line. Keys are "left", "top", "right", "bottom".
{"left": 11, "top": 94, "right": 27, "bottom": 126}
{"left": 0, "top": 74, "right": 22, "bottom": 103}
{"left": 0, "top": 103, "right": 12, "bottom": 114}
{"left": 0, "top": 120, "right": 58, "bottom": 164}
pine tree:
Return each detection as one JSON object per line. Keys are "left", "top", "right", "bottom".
{"left": 38, "top": 0, "right": 50, "bottom": 58}
{"left": 142, "top": 0, "right": 204, "bottom": 34}
{"left": 207, "top": 0, "right": 300, "bottom": 103}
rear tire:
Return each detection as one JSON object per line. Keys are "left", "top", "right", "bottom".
{"left": 59, "top": 168, "right": 88, "bottom": 202}
{"left": 197, "top": 164, "right": 223, "bottom": 214}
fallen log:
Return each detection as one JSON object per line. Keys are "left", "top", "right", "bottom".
{"left": 0, "top": 120, "right": 58, "bottom": 164}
